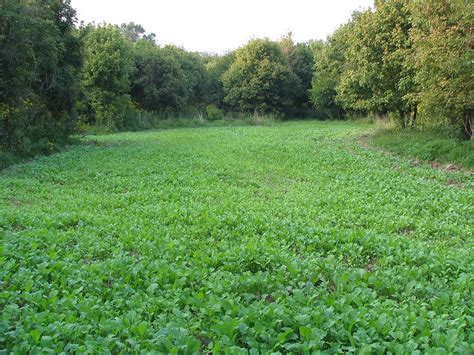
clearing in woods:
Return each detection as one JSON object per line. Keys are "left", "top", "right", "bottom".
{"left": 1, "top": 121, "right": 472, "bottom": 352}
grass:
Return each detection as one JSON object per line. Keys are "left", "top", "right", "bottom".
{"left": 1, "top": 116, "right": 277, "bottom": 171}
{"left": 1, "top": 121, "right": 473, "bottom": 353}
{"left": 370, "top": 128, "right": 474, "bottom": 169}
{"left": 81, "top": 115, "right": 278, "bottom": 135}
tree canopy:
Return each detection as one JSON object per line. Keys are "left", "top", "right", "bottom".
{"left": 1, "top": 0, "right": 472, "bottom": 163}
{"left": 222, "top": 39, "right": 300, "bottom": 115}
{"left": 0, "top": 0, "right": 81, "bottom": 155}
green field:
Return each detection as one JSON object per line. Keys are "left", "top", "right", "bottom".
{"left": 1, "top": 121, "right": 473, "bottom": 353}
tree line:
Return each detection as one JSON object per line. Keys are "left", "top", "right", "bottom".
{"left": 1, "top": 0, "right": 472, "bottom": 162}
{"left": 312, "top": 0, "right": 472, "bottom": 140}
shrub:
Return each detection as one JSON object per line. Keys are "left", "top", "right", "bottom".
{"left": 0, "top": 151, "right": 19, "bottom": 170}
{"left": 206, "top": 105, "right": 224, "bottom": 121}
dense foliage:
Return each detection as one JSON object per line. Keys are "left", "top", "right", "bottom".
{"left": 1, "top": 1, "right": 472, "bottom": 351}
{"left": 410, "top": 0, "right": 473, "bottom": 139}
{"left": 222, "top": 39, "right": 301, "bottom": 115}
{"left": 310, "top": 24, "right": 352, "bottom": 119}
{"left": 279, "top": 34, "right": 315, "bottom": 116}
{"left": 337, "top": 1, "right": 416, "bottom": 125}
{"left": 130, "top": 42, "right": 206, "bottom": 114}
{"left": 1, "top": 122, "right": 472, "bottom": 352}
{"left": 203, "top": 52, "right": 236, "bottom": 109}
{"left": 0, "top": 0, "right": 81, "bottom": 159}
{"left": 1, "top": 0, "right": 472, "bottom": 164}
{"left": 313, "top": 0, "right": 473, "bottom": 138}
{"left": 79, "top": 24, "right": 134, "bottom": 131}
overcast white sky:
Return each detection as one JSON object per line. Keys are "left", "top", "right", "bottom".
{"left": 71, "top": 0, "right": 374, "bottom": 53}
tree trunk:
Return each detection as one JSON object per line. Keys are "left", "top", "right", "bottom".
{"left": 462, "top": 110, "right": 473, "bottom": 140}
{"left": 399, "top": 111, "right": 406, "bottom": 129}
{"left": 410, "top": 105, "right": 417, "bottom": 128}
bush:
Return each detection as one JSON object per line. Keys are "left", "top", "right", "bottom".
{"left": 222, "top": 39, "right": 300, "bottom": 115}
{"left": 0, "top": 151, "right": 19, "bottom": 170}
{"left": 206, "top": 105, "right": 224, "bottom": 121}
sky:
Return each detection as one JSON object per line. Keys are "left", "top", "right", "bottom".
{"left": 71, "top": 0, "right": 374, "bottom": 53}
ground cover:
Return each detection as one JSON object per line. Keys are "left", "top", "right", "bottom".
{"left": 370, "top": 128, "right": 473, "bottom": 170}
{"left": 1, "top": 121, "right": 472, "bottom": 353}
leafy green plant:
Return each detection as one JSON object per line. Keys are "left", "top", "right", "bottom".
{"left": 370, "top": 127, "right": 474, "bottom": 169}
{"left": 1, "top": 121, "right": 472, "bottom": 352}
{"left": 0, "top": 0, "right": 81, "bottom": 156}
{"left": 205, "top": 105, "right": 224, "bottom": 121}
{"left": 222, "top": 39, "right": 300, "bottom": 115}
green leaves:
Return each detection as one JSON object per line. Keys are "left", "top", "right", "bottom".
{"left": 0, "top": 121, "right": 472, "bottom": 352}
{"left": 0, "top": 0, "right": 81, "bottom": 156}
{"left": 29, "top": 329, "right": 42, "bottom": 344}
{"left": 82, "top": 25, "right": 133, "bottom": 93}
{"left": 409, "top": 0, "right": 474, "bottom": 139}
{"left": 311, "top": 0, "right": 472, "bottom": 138}
{"left": 222, "top": 39, "right": 300, "bottom": 115}
{"left": 336, "top": 0, "right": 416, "bottom": 119}
{"left": 133, "top": 321, "right": 148, "bottom": 338}
{"left": 299, "top": 326, "right": 312, "bottom": 340}
{"left": 80, "top": 24, "right": 135, "bottom": 131}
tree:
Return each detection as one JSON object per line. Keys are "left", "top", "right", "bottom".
{"left": 130, "top": 41, "right": 184, "bottom": 112}
{"left": 202, "top": 52, "right": 236, "bottom": 108}
{"left": 311, "top": 24, "right": 353, "bottom": 118}
{"left": 0, "top": 0, "right": 81, "bottom": 155}
{"left": 130, "top": 39, "right": 166, "bottom": 111}
{"left": 163, "top": 46, "right": 207, "bottom": 110}
{"left": 336, "top": 1, "right": 417, "bottom": 127}
{"left": 120, "top": 22, "right": 156, "bottom": 43}
{"left": 280, "top": 33, "right": 315, "bottom": 116}
{"left": 410, "top": 0, "right": 474, "bottom": 139}
{"left": 80, "top": 24, "right": 134, "bottom": 130}
{"left": 222, "top": 39, "right": 299, "bottom": 115}
{"left": 152, "top": 45, "right": 207, "bottom": 112}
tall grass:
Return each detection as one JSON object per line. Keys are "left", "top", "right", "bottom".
{"left": 370, "top": 128, "right": 473, "bottom": 169}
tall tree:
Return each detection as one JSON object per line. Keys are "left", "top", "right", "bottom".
{"left": 222, "top": 39, "right": 299, "bottom": 115}
{"left": 280, "top": 33, "right": 315, "bottom": 116}
{"left": 311, "top": 24, "right": 353, "bottom": 118}
{"left": 337, "top": 1, "right": 417, "bottom": 127}
{"left": 0, "top": 0, "right": 81, "bottom": 154}
{"left": 130, "top": 39, "right": 167, "bottom": 111}
{"left": 203, "top": 52, "right": 236, "bottom": 109}
{"left": 160, "top": 45, "right": 207, "bottom": 111}
{"left": 120, "top": 22, "right": 156, "bottom": 43}
{"left": 410, "top": 0, "right": 473, "bottom": 139}
{"left": 130, "top": 41, "right": 188, "bottom": 112}
{"left": 80, "top": 24, "right": 134, "bottom": 130}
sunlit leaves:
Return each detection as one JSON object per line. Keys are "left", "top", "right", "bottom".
{"left": 0, "top": 121, "right": 472, "bottom": 352}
